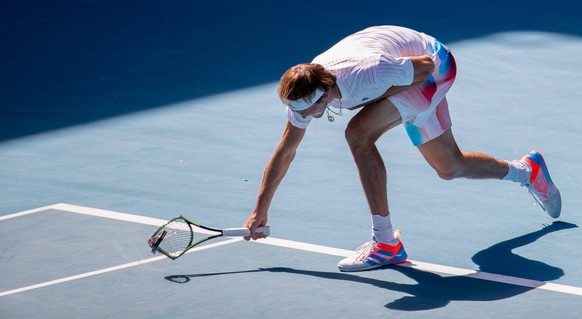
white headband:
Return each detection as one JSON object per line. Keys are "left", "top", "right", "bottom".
{"left": 284, "top": 88, "right": 325, "bottom": 111}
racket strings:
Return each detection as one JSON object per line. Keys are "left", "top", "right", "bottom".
{"left": 155, "top": 218, "right": 194, "bottom": 258}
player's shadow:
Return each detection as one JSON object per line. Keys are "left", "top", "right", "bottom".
{"left": 166, "top": 221, "right": 576, "bottom": 311}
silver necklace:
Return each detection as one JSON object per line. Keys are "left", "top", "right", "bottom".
{"left": 326, "top": 99, "right": 343, "bottom": 122}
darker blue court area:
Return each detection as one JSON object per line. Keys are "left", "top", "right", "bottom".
{"left": 2, "top": 0, "right": 582, "bottom": 140}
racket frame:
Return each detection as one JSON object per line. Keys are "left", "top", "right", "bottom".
{"left": 148, "top": 215, "right": 269, "bottom": 260}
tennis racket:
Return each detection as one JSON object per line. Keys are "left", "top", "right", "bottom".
{"left": 147, "top": 215, "right": 270, "bottom": 260}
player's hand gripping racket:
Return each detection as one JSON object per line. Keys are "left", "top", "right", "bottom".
{"left": 147, "top": 215, "right": 270, "bottom": 260}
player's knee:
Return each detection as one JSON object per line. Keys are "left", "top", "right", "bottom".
{"left": 436, "top": 170, "right": 456, "bottom": 180}
{"left": 345, "top": 123, "right": 371, "bottom": 152}
{"left": 434, "top": 165, "right": 463, "bottom": 180}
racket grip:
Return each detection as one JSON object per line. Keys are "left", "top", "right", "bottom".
{"left": 222, "top": 226, "right": 270, "bottom": 237}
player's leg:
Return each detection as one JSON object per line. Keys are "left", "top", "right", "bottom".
{"left": 416, "top": 128, "right": 509, "bottom": 180}
{"left": 339, "top": 98, "right": 408, "bottom": 272}
{"left": 344, "top": 98, "right": 402, "bottom": 217}
{"left": 414, "top": 101, "right": 561, "bottom": 218}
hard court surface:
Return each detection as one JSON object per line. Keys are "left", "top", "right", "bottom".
{"left": 1, "top": 1, "right": 582, "bottom": 318}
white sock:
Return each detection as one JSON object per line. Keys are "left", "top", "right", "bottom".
{"left": 502, "top": 160, "right": 531, "bottom": 185}
{"left": 371, "top": 214, "right": 398, "bottom": 245}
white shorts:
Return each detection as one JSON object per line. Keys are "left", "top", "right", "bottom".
{"left": 388, "top": 40, "right": 457, "bottom": 146}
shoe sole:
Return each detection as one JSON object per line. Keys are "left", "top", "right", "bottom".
{"left": 338, "top": 251, "right": 408, "bottom": 272}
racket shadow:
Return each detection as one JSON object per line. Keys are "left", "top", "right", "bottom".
{"left": 165, "top": 269, "right": 268, "bottom": 284}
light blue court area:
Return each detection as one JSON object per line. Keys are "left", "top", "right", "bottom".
{"left": 1, "top": 204, "right": 581, "bottom": 318}
{"left": 2, "top": 0, "right": 582, "bottom": 318}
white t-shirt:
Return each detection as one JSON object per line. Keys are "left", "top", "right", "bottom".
{"left": 286, "top": 26, "right": 436, "bottom": 129}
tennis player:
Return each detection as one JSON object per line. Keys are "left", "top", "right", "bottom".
{"left": 243, "top": 26, "right": 562, "bottom": 272}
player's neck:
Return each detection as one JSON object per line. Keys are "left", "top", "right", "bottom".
{"left": 331, "top": 84, "right": 342, "bottom": 99}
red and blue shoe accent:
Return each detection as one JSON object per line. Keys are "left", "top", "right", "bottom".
{"left": 522, "top": 150, "right": 562, "bottom": 218}
{"left": 338, "top": 232, "right": 408, "bottom": 272}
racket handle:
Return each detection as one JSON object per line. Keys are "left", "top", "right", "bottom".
{"left": 222, "top": 226, "right": 270, "bottom": 237}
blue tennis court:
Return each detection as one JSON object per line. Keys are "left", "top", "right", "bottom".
{"left": 2, "top": 0, "right": 582, "bottom": 318}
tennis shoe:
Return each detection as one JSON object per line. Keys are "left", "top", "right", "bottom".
{"left": 521, "top": 150, "right": 561, "bottom": 218}
{"left": 338, "top": 230, "right": 407, "bottom": 272}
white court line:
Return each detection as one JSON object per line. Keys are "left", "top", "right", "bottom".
{"left": 0, "top": 203, "right": 215, "bottom": 234}
{"left": 0, "top": 203, "right": 166, "bottom": 225}
{"left": 1, "top": 203, "right": 582, "bottom": 297}
{"left": 0, "top": 238, "right": 243, "bottom": 297}
{"left": 0, "top": 204, "right": 61, "bottom": 221}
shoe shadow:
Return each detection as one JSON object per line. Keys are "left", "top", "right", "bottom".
{"left": 471, "top": 221, "right": 578, "bottom": 280}
{"left": 164, "top": 221, "right": 577, "bottom": 311}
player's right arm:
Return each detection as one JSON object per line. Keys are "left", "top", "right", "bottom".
{"left": 244, "top": 120, "right": 306, "bottom": 240}
{"left": 349, "top": 55, "right": 435, "bottom": 110}
{"left": 376, "top": 56, "right": 435, "bottom": 99}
